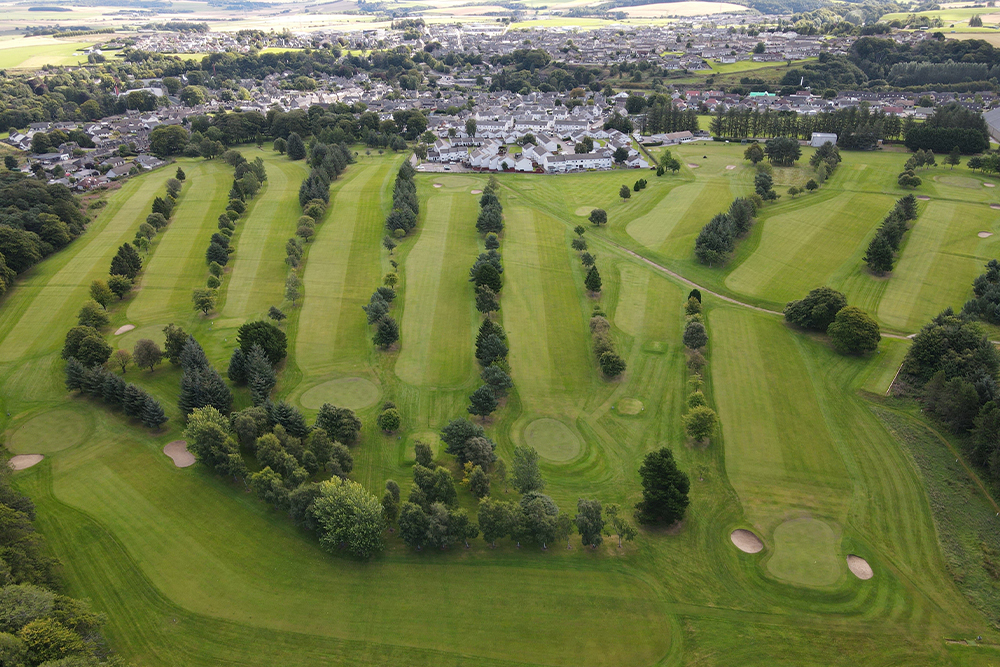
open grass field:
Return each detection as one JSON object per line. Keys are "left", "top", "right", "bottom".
{"left": 5, "top": 144, "right": 1000, "bottom": 665}
{"left": 0, "top": 37, "right": 96, "bottom": 69}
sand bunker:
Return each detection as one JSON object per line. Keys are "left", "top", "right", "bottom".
{"left": 300, "top": 377, "right": 380, "bottom": 410}
{"left": 163, "top": 441, "right": 195, "bottom": 468}
{"left": 471, "top": 189, "right": 482, "bottom": 194}
{"left": 979, "top": 231, "right": 994, "bottom": 238}
{"left": 917, "top": 195, "right": 931, "bottom": 200}
{"left": 616, "top": 398, "right": 644, "bottom": 415}
{"left": 8, "top": 454, "right": 43, "bottom": 471}
{"left": 114, "top": 324, "right": 135, "bottom": 335}
{"left": 985, "top": 182, "right": 996, "bottom": 188}
{"left": 524, "top": 418, "right": 581, "bottom": 462}
{"left": 433, "top": 183, "right": 443, "bottom": 188}
{"left": 726, "top": 165, "right": 737, "bottom": 170}
{"left": 991, "top": 204, "right": 1000, "bottom": 210}
{"left": 847, "top": 555, "right": 873, "bottom": 580}
{"left": 730, "top": 529, "right": 764, "bottom": 553}
{"left": 686, "top": 163, "right": 700, "bottom": 169}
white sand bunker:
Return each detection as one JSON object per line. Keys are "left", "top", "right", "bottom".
{"left": 847, "top": 554, "right": 873, "bottom": 580}
{"left": 992, "top": 204, "right": 1000, "bottom": 210}
{"left": 686, "top": 163, "right": 700, "bottom": 169}
{"left": 730, "top": 529, "right": 764, "bottom": 553}
{"left": 471, "top": 189, "right": 482, "bottom": 194}
{"left": 985, "top": 182, "right": 996, "bottom": 188}
{"left": 8, "top": 454, "right": 43, "bottom": 471}
{"left": 114, "top": 324, "right": 135, "bottom": 335}
{"left": 433, "top": 183, "right": 442, "bottom": 188}
{"left": 979, "top": 231, "right": 994, "bottom": 238}
{"left": 917, "top": 195, "right": 931, "bottom": 201}
{"left": 726, "top": 165, "right": 737, "bottom": 170}
{"left": 163, "top": 441, "right": 195, "bottom": 468}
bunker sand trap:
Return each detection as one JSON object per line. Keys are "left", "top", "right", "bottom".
{"left": 991, "top": 204, "right": 1000, "bottom": 210}
{"left": 847, "top": 555, "right": 873, "bottom": 580}
{"left": 730, "top": 529, "right": 763, "bottom": 553}
{"left": 687, "top": 163, "right": 700, "bottom": 169}
{"left": 114, "top": 324, "right": 135, "bottom": 335}
{"left": 471, "top": 189, "right": 482, "bottom": 194}
{"left": 979, "top": 231, "right": 994, "bottom": 238}
{"left": 9, "top": 454, "right": 43, "bottom": 471}
{"left": 433, "top": 183, "right": 443, "bottom": 188}
{"left": 163, "top": 441, "right": 195, "bottom": 468}
{"left": 985, "top": 182, "right": 995, "bottom": 187}
{"left": 726, "top": 165, "right": 737, "bottom": 170}
{"left": 917, "top": 195, "right": 931, "bottom": 200}
{"left": 524, "top": 418, "right": 581, "bottom": 462}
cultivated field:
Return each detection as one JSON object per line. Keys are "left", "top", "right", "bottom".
{"left": 4, "top": 143, "right": 1000, "bottom": 665}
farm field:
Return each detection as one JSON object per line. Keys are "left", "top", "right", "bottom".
{"left": 4, "top": 144, "right": 1000, "bottom": 666}
{"left": 0, "top": 37, "right": 95, "bottom": 69}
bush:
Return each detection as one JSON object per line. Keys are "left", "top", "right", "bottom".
{"left": 599, "top": 351, "right": 627, "bottom": 377}
{"left": 207, "top": 275, "right": 221, "bottom": 289}
{"left": 377, "top": 407, "right": 401, "bottom": 432}
{"left": 828, "top": 306, "right": 881, "bottom": 354}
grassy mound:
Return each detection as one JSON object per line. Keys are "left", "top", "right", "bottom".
{"left": 9, "top": 408, "right": 88, "bottom": 454}
{"left": 523, "top": 418, "right": 581, "bottom": 462}
{"left": 299, "top": 377, "right": 380, "bottom": 410}
{"left": 767, "top": 518, "right": 841, "bottom": 587}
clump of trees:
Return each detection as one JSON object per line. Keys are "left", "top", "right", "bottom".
{"left": 694, "top": 197, "right": 758, "bottom": 266}
{"left": 784, "top": 287, "right": 847, "bottom": 332}
{"left": 863, "top": 195, "right": 919, "bottom": 275}
{"left": 590, "top": 305, "right": 626, "bottom": 378}
{"left": 385, "top": 161, "right": 420, "bottom": 235}
{"left": 809, "top": 141, "right": 842, "bottom": 186}
{"left": 177, "top": 335, "right": 232, "bottom": 416}
{"left": 681, "top": 293, "right": 717, "bottom": 442}
{"left": 635, "top": 447, "right": 690, "bottom": 526}
{"left": 764, "top": 136, "right": 802, "bottom": 166}
{"left": 366, "top": 283, "right": 399, "bottom": 350}
{"left": 655, "top": 149, "right": 681, "bottom": 177}
{"left": 904, "top": 103, "right": 989, "bottom": 154}
{"left": 298, "top": 141, "right": 353, "bottom": 206}
{"left": 963, "top": 259, "right": 1000, "bottom": 323}
{"left": 65, "top": 356, "right": 167, "bottom": 429}
{"left": 0, "top": 175, "right": 87, "bottom": 295}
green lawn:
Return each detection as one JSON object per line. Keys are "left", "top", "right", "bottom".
{"left": 4, "top": 146, "right": 1000, "bottom": 666}
{"left": 0, "top": 38, "right": 96, "bottom": 69}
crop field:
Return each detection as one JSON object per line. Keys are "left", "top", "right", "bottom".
{"left": 5, "top": 143, "right": 1000, "bottom": 665}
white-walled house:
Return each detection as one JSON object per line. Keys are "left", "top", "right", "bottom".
{"left": 542, "top": 152, "right": 613, "bottom": 173}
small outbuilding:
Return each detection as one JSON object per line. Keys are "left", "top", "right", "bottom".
{"left": 810, "top": 132, "right": 838, "bottom": 148}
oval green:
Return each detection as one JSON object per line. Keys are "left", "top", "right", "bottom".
{"left": 300, "top": 377, "right": 380, "bottom": 411}
{"left": 523, "top": 418, "right": 582, "bottom": 462}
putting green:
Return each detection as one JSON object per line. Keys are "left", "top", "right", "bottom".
{"left": 9, "top": 409, "right": 89, "bottom": 454}
{"left": 935, "top": 175, "right": 981, "bottom": 189}
{"left": 299, "top": 377, "right": 380, "bottom": 410}
{"left": 766, "top": 518, "right": 841, "bottom": 587}
{"left": 616, "top": 398, "right": 644, "bottom": 415}
{"left": 523, "top": 418, "right": 581, "bottom": 461}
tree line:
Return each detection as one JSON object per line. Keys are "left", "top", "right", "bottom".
{"left": 193, "top": 150, "right": 268, "bottom": 316}
{"left": 863, "top": 194, "right": 919, "bottom": 275}
{"left": 0, "top": 463, "right": 125, "bottom": 666}
{"left": 710, "top": 105, "right": 904, "bottom": 149}
{"left": 385, "top": 161, "right": 420, "bottom": 236}
{"left": 0, "top": 174, "right": 87, "bottom": 296}
{"left": 903, "top": 103, "right": 989, "bottom": 155}
{"left": 468, "top": 176, "right": 513, "bottom": 420}
{"left": 681, "top": 291, "right": 719, "bottom": 444}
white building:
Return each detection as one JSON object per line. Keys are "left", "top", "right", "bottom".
{"left": 810, "top": 132, "right": 838, "bottom": 147}
{"left": 542, "top": 152, "right": 613, "bottom": 173}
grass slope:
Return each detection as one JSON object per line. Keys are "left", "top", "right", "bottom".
{"left": 3, "top": 148, "right": 1000, "bottom": 666}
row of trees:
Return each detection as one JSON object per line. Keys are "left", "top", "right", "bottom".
{"left": 65, "top": 357, "right": 167, "bottom": 428}
{"left": 963, "top": 259, "right": 1000, "bottom": 324}
{"left": 681, "top": 292, "right": 718, "bottom": 444}
{"left": 386, "top": 161, "right": 420, "bottom": 235}
{"left": 710, "top": 105, "right": 905, "bottom": 149}
{"left": 590, "top": 303, "right": 627, "bottom": 378}
{"left": 863, "top": 194, "right": 919, "bottom": 275}
{"left": 227, "top": 320, "right": 288, "bottom": 405}
{"left": 903, "top": 104, "right": 989, "bottom": 155}
{"left": 196, "top": 152, "right": 268, "bottom": 315}
{"left": 693, "top": 197, "right": 759, "bottom": 266}
{"left": 468, "top": 177, "right": 512, "bottom": 420}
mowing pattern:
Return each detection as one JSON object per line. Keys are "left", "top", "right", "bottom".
{"left": 1, "top": 147, "right": 999, "bottom": 666}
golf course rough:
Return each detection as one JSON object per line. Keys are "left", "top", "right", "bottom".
{"left": 2, "top": 145, "right": 1000, "bottom": 666}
